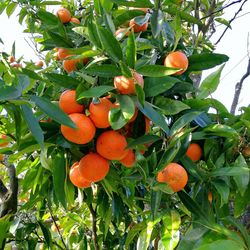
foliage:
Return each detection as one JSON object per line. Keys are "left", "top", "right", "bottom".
{"left": 0, "top": 0, "right": 249, "bottom": 250}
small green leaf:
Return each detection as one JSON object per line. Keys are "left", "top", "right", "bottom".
{"left": 188, "top": 53, "right": 229, "bottom": 72}
{"left": 52, "top": 151, "right": 67, "bottom": 209}
{"left": 117, "top": 95, "right": 135, "bottom": 121}
{"left": 111, "top": 0, "right": 153, "bottom": 7}
{"left": 97, "top": 26, "right": 123, "bottom": 62}
{"left": 21, "top": 105, "right": 44, "bottom": 148}
{"left": 203, "top": 124, "right": 238, "bottom": 138}
{"left": 84, "top": 64, "right": 122, "bottom": 77}
{"left": 109, "top": 107, "right": 127, "bottom": 130}
{"left": 195, "top": 239, "right": 244, "bottom": 250}
{"left": 127, "top": 135, "right": 161, "bottom": 148}
{"left": 144, "top": 76, "right": 180, "bottom": 97}
{"left": 197, "top": 65, "right": 225, "bottom": 99}
{"left": 87, "top": 20, "right": 102, "bottom": 49}
{"left": 151, "top": 190, "right": 162, "bottom": 220}
{"left": 77, "top": 86, "right": 114, "bottom": 100}
{"left": 150, "top": 9, "right": 164, "bottom": 38}
{"left": 44, "top": 73, "right": 79, "bottom": 89}
{"left": 125, "top": 222, "right": 147, "bottom": 247}
{"left": 6, "top": 2, "right": 17, "bottom": 17}
{"left": 212, "top": 180, "right": 229, "bottom": 207}
{"left": 210, "top": 167, "right": 250, "bottom": 177}
{"left": 38, "top": 221, "right": 52, "bottom": 249}
{"left": 30, "top": 96, "right": 77, "bottom": 128}
{"left": 155, "top": 97, "right": 190, "bottom": 115}
{"left": 126, "top": 32, "right": 136, "bottom": 69}
{"left": 136, "top": 65, "right": 180, "bottom": 77}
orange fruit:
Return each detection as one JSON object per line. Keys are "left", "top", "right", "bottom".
{"left": 0, "top": 154, "right": 4, "bottom": 161}
{"left": 185, "top": 143, "right": 202, "bottom": 162}
{"left": 114, "top": 71, "right": 144, "bottom": 95}
{"left": 0, "top": 135, "right": 9, "bottom": 147}
{"left": 128, "top": 108, "right": 138, "bottom": 123}
{"left": 59, "top": 90, "right": 84, "bottom": 114}
{"left": 157, "top": 163, "right": 188, "bottom": 192}
{"left": 89, "top": 98, "right": 113, "bottom": 128}
{"left": 57, "top": 7, "right": 71, "bottom": 23}
{"left": 61, "top": 113, "right": 96, "bottom": 144}
{"left": 70, "top": 17, "right": 80, "bottom": 24}
{"left": 58, "top": 48, "right": 71, "bottom": 60}
{"left": 8, "top": 56, "right": 15, "bottom": 63}
{"left": 129, "top": 19, "right": 148, "bottom": 33}
{"left": 120, "top": 149, "right": 135, "bottom": 168}
{"left": 164, "top": 51, "right": 188, "bottom": 75}
{"left": 63, "top": 58, "right": 80, "bottom": 73}
{"left": 208, "top": 191, "right": 213, "bottom": 203}
{"left": 96, "top": 131, "right": 128, "bottom": 160}
{"left": 35, "top": 60, "right": 44, "bottom": 67}
{"left": 10, "top": 62, "right": 22, "bottom": 68}
{"left": 69, "top": 162, "right": 92, "bottom": 188}
{"left": 79, "top": 152, "right": 110, "bottom": 182}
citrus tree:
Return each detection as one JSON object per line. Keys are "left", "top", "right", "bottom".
{"left": 0, "top": 0, "right": 250, "bottom": 250}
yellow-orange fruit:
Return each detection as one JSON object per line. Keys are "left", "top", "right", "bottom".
{"left": 57, "top": 7, "right": 71, "bottom": 23}
{"left": 129, "top": 19, "right": 148, "bottom": 33}
{"left": 120, "top": 149, "right": 135, "bottom": 167}
{"left": 185, "top": 143, "right": 202, "bottom": 162}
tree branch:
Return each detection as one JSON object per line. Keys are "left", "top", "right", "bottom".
{"left": 88, "top": 204, "right": 100, "bottom": 250}
{"left": 215, "top": 0, "right": 248, "bottom": 45}
{"left": 0, "top": 161, "right": 18, "bottom": 218}
{"left": 0, "top": 179, "right": 8, "bottom": 200}
{"left": 230, "top": 58, "right": 250, "bottom": 114}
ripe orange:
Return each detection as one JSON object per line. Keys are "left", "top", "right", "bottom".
{"left": 185, "top": 143, "right": 202, "bottom": 162}
{"left": 61, "top": 113, "right": 96, "bottom": 144}
{"left": 69, "top": 162, "right": 92, "bottom": 188}
{"left": 63, "top": 58, "right": 80, "bottom": 73}
{"left": 79, "top": 152, "right": 110, "bottom": 182}
{"left": 8, "top": 56, "right": 15, "bottom": 63}
{"left": 114, "top": 71, "right": 144, "bottom": 95}
{"left": 89, "top": 98, "right": 113, "bottom": 128}
{"left": 35, "top": 60, "right": 44, "bottom": 68}
{"left": 129, "top": 19, "right": 148, "bottom": 33}
{"left": 120, "top": 149, "right": 135, "bottom": 168}
{"left": 96, "top": 131, "right": 128, "bottom": 160}
{"left": 156, "top": 163, "right": 188, "bottom": 192}
{"left": 58, "top": 48, "right": 71, "bottom": 60}
{"left": 164, "top": 51, "right": 189, "bottom": 75}
{"left": 0, "top": 135, "right": 9, "bottom": 147}
{"left": 59, "top": 90, "right": 84, "bottom": 114}
{"left": 10, "top": 62, "right": 22, "bottom": 68}
{"left": 208, "top": 191, "right": 213, "bottom": 203}
{"left": 57, "top": 7, "right": 71, "bottom": 23}
{"left": 70, "top": 17, "right": 80, "bottom": 24}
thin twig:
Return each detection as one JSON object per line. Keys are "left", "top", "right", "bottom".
{"left": 230, "top": 58, "right": 250, "bottom": 114}
{"left": 201, "top": 0, "right": 244, "bottom": 20}
{"left": 215, "top": 0, "right": 248, "bottom": 45}
{"left": 48, "top": 205, "right": 68, "bottom": 250}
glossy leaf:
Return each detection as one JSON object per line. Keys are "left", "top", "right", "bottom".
{"left": 136, "top": 65, "right": 180, "bottom": 77}
{"left": 30, "top": 96, "right": 76, "bottom": 128}
{"left": 150, "top": 9, "right": 163, "bottom": 38}
{"left": 84, "top": 64, "right": 122, "bottom": 77}
{"left": 127, "top": 135, "right": 161, "bottom": 148}
{"left": 126, "top": 32, "right": 136, "bottom": 69}
{"left": 77, "top": 86, "right": 114, "bottom": 100}
{"left": 38, "top": 220, "right": 52, "bottom": 249}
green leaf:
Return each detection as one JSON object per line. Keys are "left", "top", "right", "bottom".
{"left": 125, "top": 222, "right": 147, "bottom": 248}
{"left": 21, "top": 105, "right": 44, "bottom": 148}
{"left": 44, "top": 73, "right": 79, "bottom": 89}
{"left": 127, "top": 135, "right": 161, "bottom": 148}
{"left": 215, "top": 18, "right": 232, "bottom": 29}
{"left": 137, "top": 222, "right": 154, "bottom": 250}
{"left": 0, "top": 215, "right": 11, "bottom": 249}
{"left": 109, "top": 107, "right": 127, "bottom": 130}
{"left": 84, "top": 64, "right": 122, "bottom": 77}
{"left": 178, "top": 191, "right": 208, "bottom": 221}
{"left": 212, "top": 180, "right": 229, "bottom": 207}
{"left": 37, "top": 9, "right": 58, "bottom": 25}
{"left": 52, "top": 151, "right": 67, "bottom": 209}
{"left": 97, "top": 26, "right": 123, "bottom": 62}
{"left": 233, "top": 155, "right": 249, "bottom": 196}
{"left": 38, "top": 221, "right": 52, "bottom": 249}
{"left": 155, "top": 140, "right": 181, "bottom": 172}
{"left": 150, "top": 9, "right": 164, "bottom": 38}
{"left": 30, "top": 96, "right": 76, "bottom": 129}
{"left": 144, "top": 76, "right": 180, "bottom": 97}
{"left": 0, "top": 85, "right": 22, "bottom": 101}
{"left": 197, "top": 65, "right": 225, "bottom": 99}
{"left": 136, "top": 101, "right": 169, "bottom": 134}
{"left": 164, "top": 6, "right": 202, "bottom": 25}
{"left": 77, "top": 86, "right": 114, "bottom": 100}
{"left": 47, "top": 31, "right": 73, "bottom": 48}
{"left": 195, "top": 239, "right": 244, "bottom": 250}
{"left": 170, "top": 111, "right": 201, "bottom": 136}
{"left": 136, "top": 65, "right": 180, "bottom": 77}
{"left": 87, "top": 20, "right": 102, "bottom": 49}
{"left": 161, "top": 210, "right": 181, "bottom": 250}
{"left": 126, "top": 32, "right": 136, "bottom": 69}
{"left": 135, "top": 84, "right": 145, "bottom": 105}
{"left": 111, "top": 0, "right": 153, "bottom": 7}
{"left": 117, "top": 95, "right": 135, "bottom": 121}
{"left": 188, "top": 53, "right": 229, "bottom": 72}
{"left": 234, "top": 184, "right": 250, "bottom": 217}
{"left": 22, "top": 68, "right": 43, "bottom": 81}
{"left": 101, "top": 0, "right": 113, "bottom": 12}
{"left": 210, "top": 167, "right": 250, "bottom": 177}
{"left": 6, "top": 2, "right": 17, "bottom": 17}
{"left": 155, "top": 97, "right": 190, "bottom": 115}
{"left": 151, "top": 190, "right": 162, "bottom": 220}
{"left": 203, "top": 124, "right": 238, "bottom": 138}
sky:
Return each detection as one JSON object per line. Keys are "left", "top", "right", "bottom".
{"left": 0, "top": 2, "right": 250, "bottom": 112}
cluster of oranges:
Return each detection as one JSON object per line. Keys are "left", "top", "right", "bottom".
{"left": 58, "top": 71, "right": 149, "bottom": 188}
{"left": 7, "top": 55, "right": 43, "bottom": 69}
